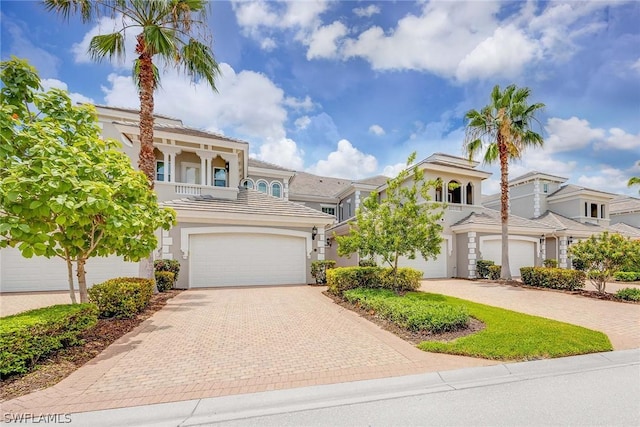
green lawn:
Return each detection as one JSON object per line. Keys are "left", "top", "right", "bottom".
{"left": 406, "top": 292, "right": 612, "bottom": 360}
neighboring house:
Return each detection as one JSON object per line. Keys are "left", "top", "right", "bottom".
{"left": 1, "top": 107, "right": 639, "bottom": 292}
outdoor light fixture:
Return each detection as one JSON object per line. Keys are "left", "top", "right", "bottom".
{"left": 568, "top": 236, "right": 574, "bottom": 245}
{"left": 326, "top": 238, "right": 332, "bottom": 248}
{"left": 540, "top": 235, "right": 545, "bottom": 244}
{"left": 311, "top": 226, "right": 318, "bottom": 240}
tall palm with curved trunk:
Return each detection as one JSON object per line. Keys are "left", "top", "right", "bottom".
{"left": 44, "top": 0, "right": 220, "bottom": 187}
{"left": 464, "top": 84, "right": 545, "bottom": 280}
{"left": 629, "top": 175, "right": 640, "bottom": 193}
{"left": 45, "top": 0, "right": 220, "bottom": 283}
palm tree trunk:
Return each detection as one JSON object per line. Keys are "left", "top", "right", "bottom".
{"left": 136, "top": 34, "right": 158, "bottom": 290}
{"left": 498, "top": 133, "right": 512, "bottom": 280}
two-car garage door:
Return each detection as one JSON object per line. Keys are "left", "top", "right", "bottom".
{"left": 189, "top": 233, "right": 307, "bottom": 287}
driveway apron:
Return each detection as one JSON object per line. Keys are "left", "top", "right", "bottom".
{"left": 421, "top": 279, "right": 640, "bottom": 350}
{"left": 2, "top": 286, "right": 494, "bottom": 415}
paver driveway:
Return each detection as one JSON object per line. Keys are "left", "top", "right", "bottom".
{"left": 3, "top": 286, "right": 494, "bottom": 415}
{"left": 421, "top": 279, "right": 640, "bottom": 350}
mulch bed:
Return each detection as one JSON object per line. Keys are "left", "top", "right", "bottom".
{"left": 323, "top": 291, "right": 485, "bottom": 346}
{"left": 485, "top": 279, "right": 640, "bottom": 304}
{"left": 0, "top": 289, "right": 183, "bottom": 402}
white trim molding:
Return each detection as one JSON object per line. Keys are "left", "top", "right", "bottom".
{"left": 180, "top": 226, "right": 313, "bottom": 260}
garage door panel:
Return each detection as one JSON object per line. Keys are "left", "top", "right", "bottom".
{"left": 481, "top": 239, "right": 535, "bottom": 277}
{"left": 0, "top": 247, "right": 139, "bottom": 292}
{"left": 190, "top": 233, "right": 306, "bottom": 287}
{"left": 396, "top": 241, "right": 447, "bottom": 278}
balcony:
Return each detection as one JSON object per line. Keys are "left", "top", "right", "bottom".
{"left": 155, "top": 181, "right": 239, "bottom": 202}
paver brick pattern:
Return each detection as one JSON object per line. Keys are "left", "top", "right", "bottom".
{"left": 420, "top": 280, "right": 640, "bottom": 350}
{"left": 2, "top": 286, "right": 493, "bottom": 415}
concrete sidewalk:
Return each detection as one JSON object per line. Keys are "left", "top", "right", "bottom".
{"left": 36, "top": 349, "right": 640, "bottom": 427}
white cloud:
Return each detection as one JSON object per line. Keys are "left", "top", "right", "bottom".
{"left": 369, "top": 124, "right": 385, "bottom": 136}
{"left": 576, "top": 166, "right": 634, "bottom": 195}
{"left": 101, "top": 63, "right": 289, "bottom": 141}
{"left": 3, "top": 17, "right": 61, "bottom": 78}
{"left": 254, "top": 138, "right": 305, "bottom": 170}
{"left": 456, "top": 25, "right": 540, "bottom": 81}
{"left": 41, "top": 78, "right": 95, "bottom": 105}
{"left": 353, "top": 5, "right": 380, "bottom": 18}
{"left": 306, "top": 21, "right": 348, "bottom": 60}
{"left": 632, "top": 58, "right": 640, "bottom": 74}
{"left": 382, "top": 162, "right": 406, "bottom": 178}
{"left": 283, "top": 95, "right": 315, "bottom": 111}
{"left": 307, "top": 139, "right": 378, "bottom": 179}
{"left": 600, "top": 128, "right": 640, "bottom": 151}
{"left": 260, "top": 38, "right": 277, "bottom": 51}
{"left": 294, "top": 116, "right": 311, "bottom": 130}
{"left": 544, "top": 117, "right": 605, "bottom": 153}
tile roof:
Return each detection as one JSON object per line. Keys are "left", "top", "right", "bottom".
{"left": 92, "top": 104, "right": 179, "bottom": 121}
{"left": 452, "top": 207, "right": 549, "bottom": 229}
{"left": 113, "top": 121, "right": 248, "bottom": 144}
{"left": 289, "top": 171, "right": 351, "bottom": 198}
{"left": 548, "top": 184, "right": 615, "bottom": 199}
{"left": 354, "top": 175, "right": 388, "bottom": 186}
{"left": 162, "top": 188, "right": 335, "bottom": 220}
{"left": 609, "top": 222, "right": 640, "bottom": 238}
{"left": 609, "top": 195, "right": 640, "bottom": 214}
{"left": 248, "top": 158, "right": 293, "bottom": 172}
{"left": 533, "top": 211, "right": 607, "bottom": 233}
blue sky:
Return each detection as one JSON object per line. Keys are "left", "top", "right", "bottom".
{"left": 2, "top": 0, "right": 639, "bottom": 195}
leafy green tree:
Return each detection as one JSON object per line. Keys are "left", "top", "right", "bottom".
{"left": 336, "top": 153, "right": 445, "bottom": 284}
{"left": 569, "top": 232, "right": 639, "bottom": 293}
{"left": 0, "top": 57, "right": 176, "bottom": 303}
{"left": 464, "top": 84, "right": 545, "bottom": 280}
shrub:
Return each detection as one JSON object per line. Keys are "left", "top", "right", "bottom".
{"left": 155, "top": 271, "right": 175, "bottom": 292}
{"left": 572, "top": 258, "right": 586, "bottom": 271}
{"left": 343, "top": 288, "right": 469, "bottom": 333}
{"left": 615, "top": 287, "right": 640, "bottom": 302}
{"left": 88, "top": 277, "right": 154, "bottom": 319}
{"left": 614, "top": 272, "right": 640, "bottom": 282}
{"left": 326, "top": 267, "right": 421, "bottom": 295}
{"left": 475, "top": 260, "right": 495, "bottom": 279}
{"left": 154, "top": 259, "right": 180, "bottom": 283}
{"left": 488, "top": 265, "right": 501, "bottom": 280}
{"left": 0, "top": 304, "right": 98, "bottom": 376}
{"left": 310, "top": 260, "right": 336, "bottom": 284}
{"left": 358, "top": 258, "right": 377, "bottom": 267}
{"left": 543, "top": 259, "right": 558, "bottom": 268}
{"left": 519, "top": 267, "right": 585, "bottom": 291}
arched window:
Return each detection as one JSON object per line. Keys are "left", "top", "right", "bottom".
{"left": 466, "top": 183, "right": 473, "bottom": 205}
{"left": 448, "top": 180, "right": 461, "bottom": 204}
{"left": 271, "top": 182, "right": 282, "bottom": 198}
{"left": 241, "top": 179, "right": 254, "bottom": 189}
{"left": 257, "top": 180, "right": 268, "bottom": 193}
{"left": 435, "top": 178, "right": 443, "bottom": 202}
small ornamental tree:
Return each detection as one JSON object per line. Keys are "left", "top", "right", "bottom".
{"left": 336, "top": 153, "right": 445, "bottom": 285}
{"left": 569, "top": 232, "right": 640, "bottom": 293}
{"left": 0, "top": 57, "right": 176, "bottom": 303}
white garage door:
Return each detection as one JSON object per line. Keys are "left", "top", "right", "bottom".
{"left": 190, "top": 233, "right": 306, "bottom": 287}
{"left": 0, "top": 247, "right": 139, "bottom": 292}
{"left": 481, "top": 239, "right": 535, "bottom": 277}
{"left": 397, "top": 241, "right": 448, "bottom": 278}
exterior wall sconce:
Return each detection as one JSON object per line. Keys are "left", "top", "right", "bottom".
{"left": 326, "top": 238, "right": 332, "bottom": 247}
{"left": 311, "top": 226, "right": 318, "bottom": 240}
{"left": 568, "top": 236, "right": 573, "bottom": 245}
{"left": 539, "top": 235, "right": 545, "bottom": 244}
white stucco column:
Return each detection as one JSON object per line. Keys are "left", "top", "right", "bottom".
{"left": 355, "top": 190, "right": 361, "bottom": 210}
{"left": 162, "top": 151, "right": 169, "bottom": 182}
{"left": 157, "top": 146, "right": 181, "bottom": 183}
{"left": 196, "top": 150, "right": 215, "bottom": 186}
{"left": 559, "top": 236, "right": 568, "bottom": 269}
{"left": 219, "top": 153, "right": 239, "bottom": 188}
{"left": 200, "top": 156, "right": 206, "bottom": 186}
{"left": 533, "top": 179, "right": 541, "bottom": 218}
{"left": 540, "top": 237, "right": 546, "bottom": 263}
{"left": 468, "top": 231, "right": 477, "bottom": 279}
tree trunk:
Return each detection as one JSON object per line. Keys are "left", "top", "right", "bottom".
{"left": 139, "top": 256, "right": 158, "bottom": 294}
{"left": 77, "top": 257, "right": 89, "bottom": 303}
{"left": 66, "top": 255, "right": 77, "bottom": 304}
{"left": 498, "top": 132, "right": 512, "bottom": 280}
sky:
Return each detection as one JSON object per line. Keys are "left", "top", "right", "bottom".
{"left": 1, "top": 0, "right": 639, "bottom": 196}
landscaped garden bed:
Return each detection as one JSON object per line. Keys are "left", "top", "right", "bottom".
{"left": 0, "top": 289, "right": 182, "bottom": 402}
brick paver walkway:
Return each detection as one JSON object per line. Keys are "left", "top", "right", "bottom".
{"left": 2, "top": 286, "right": 494, "bottom": 415}
{"left": 421, "top": 279, "right": 640, "bottom": 350}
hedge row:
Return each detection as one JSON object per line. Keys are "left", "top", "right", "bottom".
{"left": 0, "top": 304, "right": 98, "bottom": 376}
{"left": 614, "top": 272, "right": 640, "bottom": 282}
{"left": 327, "top": 266, "right": 422, "bottom": 295}
{"left": 616, "top": 287, "right": 640, "bottom": 301}
{"left": 520, "top": 267, "right": 585, "bottom": 291}
{"left": 88, "top": 277, "right": 154, "bottom": 319}
{"left": 343, "top": 288, "right": 469, "bottom": 333}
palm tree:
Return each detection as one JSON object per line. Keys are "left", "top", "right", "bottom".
{"left": 44, "top": 0, "right": 220, "bottom": 186}
{"left": 464, "top": 84, "right": 545, "bottom": 280}
{"left": 629, "top": 174, "right": 640, "bottom": 194}
{"left": 45, "top": 0, "right": 220, "bottom": 283}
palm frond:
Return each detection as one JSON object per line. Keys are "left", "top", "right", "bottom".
{"left": 88, "top": 33, "right": 125, "bottom": 63}
{"left": 179, "top": 39, "right": 220, "bottom": 90}
{"left": 142, "top": 25, "right": 177, "bottom": 56}
{"left": 43, "top": 0, "right": 94, "bottom": 23}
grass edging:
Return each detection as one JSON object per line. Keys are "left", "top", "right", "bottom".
{"left": 411, "top": 292, "right": 612, "bottom": 360}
